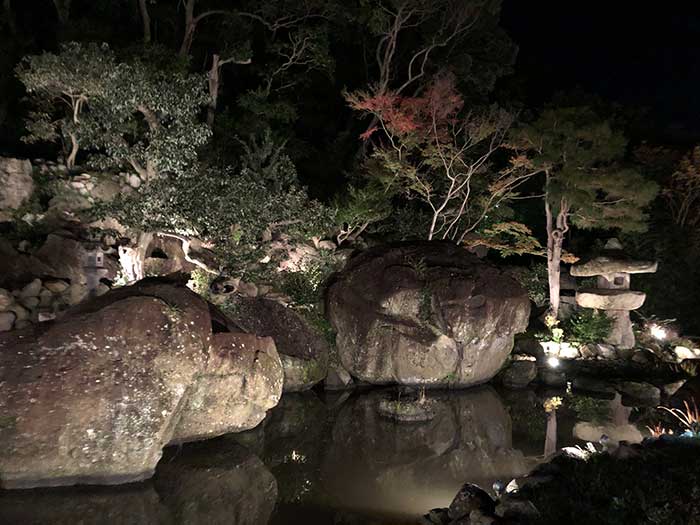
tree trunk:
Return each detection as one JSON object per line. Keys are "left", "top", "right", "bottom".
{"left": 545, "top": 173, "right": 569, "bottom": 320}
{"left": 52, "top": 0, "right": 70, "bottom": 25}
{"left": 118, "top": 232, "right": 153, "bottom": 283}
{"left": 179, "top": 0, "right": 196, "bottom": 57}
{"left": 138, "top": 0, "right": 151, "bottom": 44}
{"left": 66, "top": 132, "right": 79, "bottom": 169}
{"left": 3, "top": 0, "right": 16, "bottom": 35}
{"left": 544, "top": 409, "right": 558, "bottom": 457}
{"left": 206, "top": 54, "right": 221, "bottom": 128}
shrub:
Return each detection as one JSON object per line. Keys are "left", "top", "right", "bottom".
{"left": 567, "top": 309, "right": 613, "bottom": 344}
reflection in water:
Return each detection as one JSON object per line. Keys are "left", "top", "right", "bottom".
{"left": 572, "top": 393, "right": 645, "bottom": 445}
{"left": 0, "top": 385, "right": 651, "bottom": 524}
{"left": 321, "top": 387, "right": 530, "bottom": 517}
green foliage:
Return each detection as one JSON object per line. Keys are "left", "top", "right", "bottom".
{"left": 515, "top": 262, "right": 549, "bottom": 307}
{"left": 16, "top": 42, "right": 116, "bottom": 157}
{"left": 566, "top": 309, "right": 613, "bottom": 344}
{"left": 514, "top": 106, "right": 659, "bottom": 233}
{"left": 18, "top": 42, "right": 210, "bottom": 178}
{"left": 466, "top": 221, "right": 544, "bottom": 258}
{"left": 279, "top": 256, "right": 337, "bottom": 308}
{"left": 334, "top": 179, "right": 394, "bottom": 243}
{"left": 566, "top": 395, "right": 611, "bottom": 423}
{"left": 102, "top": 145, "right": 335, "bottom": 277}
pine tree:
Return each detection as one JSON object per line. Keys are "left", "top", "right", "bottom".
{"left": 512, "top": 106, "right": 658, "bottom": 318}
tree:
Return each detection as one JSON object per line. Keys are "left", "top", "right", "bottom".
{"left": 663, "top": 146, "right": 700, "bottom": 232}
{"left": 82, "top": 52, "right": 211, "bottom": 180}
{"left": 348, "top": 72, "right": 536, "bottom": 241}
{"left": 351, "top": 0, "right": 515, "bottom": 136}
{"left": 19, "top": 43, "right": 211, "bottom": 179}
{"left": 511, "top": 106, "right": 658, "bottom": 319}
{"left": 16, "top": 42, "right": 117, "bottom": 169}
{"left": 103, "top": 146, "right": 334, "bottom": 279}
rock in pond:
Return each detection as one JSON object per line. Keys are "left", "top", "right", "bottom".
{"left": 500, "top": 360, "right": 537, "bottom": 389}
{"left": 229, "top": 297, "right": 329, "bottom": 392}
{"left": 0, "top": 278, "right": 283, "bottom": 489}
{"left": 327, "top": 242, "right": 530, "bottom": 387}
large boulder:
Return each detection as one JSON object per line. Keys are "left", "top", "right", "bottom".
{"left": 170, "top": 332, "right": 284, "bottom": 444}
{"left": 326, "top": 243, "right": 530, "bottom": 387}
{"left": 0, "top": 279, "right": 283, "bottom": 489}
{"left": 0, "top": 157, "right": 34, "bottom": 222}
{"left": 231, "top": 297, "right": 330, "bottom": 392}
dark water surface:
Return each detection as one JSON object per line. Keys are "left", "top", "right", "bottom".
{"left": 0, "top": 385, "right": 651, "bottom": 524}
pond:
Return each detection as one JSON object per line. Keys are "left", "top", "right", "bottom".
{"left": 0, "top": 384, "right": 655, "bottom": 524}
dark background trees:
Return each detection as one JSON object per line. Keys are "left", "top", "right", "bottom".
{"left": 1, "top": 0, "right": 699, "bottom": 333}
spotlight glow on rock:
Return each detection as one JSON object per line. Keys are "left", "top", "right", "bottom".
{"left": 547, "top": 356, "right": 560, "bottom": 368}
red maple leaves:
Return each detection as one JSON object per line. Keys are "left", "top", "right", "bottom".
{"left": 348, "top": 72, "right": 464, "bottom": 142}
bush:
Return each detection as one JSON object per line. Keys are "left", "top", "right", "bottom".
{"left": 566, "top": 309, "right": 613, "bottom": 344}
{"left": 515, "top": 262, "right": 549, "bottom": 307}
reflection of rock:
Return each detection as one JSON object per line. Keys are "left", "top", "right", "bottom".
{"left": 322, "top": 387, "right": 529, "bottom": 516}
{"left": 573, "top": 422, "right": 644, "bottom": 444}
{"left": 572, "top": 394, "right": 644, "bottom": 445}
{"left": 0, "top": 279, "right": 283, "bottom": 489}
{"left": 0, "top": 484, "right": 168, "bottom": 525}
{"left": 377, "top": 398, "right": 437, "bottom": 422}
{"left": 327, "top": 243, "right": 530, "bottom": 387}
{"left": 156, "top": 441, "right": 277, "bottom": 525}
{"left": 0, "top": 443, "right": 276, "bottom": 525}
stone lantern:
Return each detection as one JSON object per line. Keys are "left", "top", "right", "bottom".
{"left": 570, "top": 239, "right": 657, "bottom": 349}
{"left": 84, "top": 246, "right": 109, "bottom": 298}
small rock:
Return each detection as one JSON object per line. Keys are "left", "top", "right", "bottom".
{"left": 663, "top": 379, "right": 687, "bottom": 397}
{"left": 558, "top": 342, "right": 581, "bottom": 359}
{"left": 63, "top": 284, "right": 88, "bottom": 306}
{"left": 14, "top": 320, "right": 31, "bottom": 330}
{"left": 674, "top": 346, "right": 700, "bottom": 361}
{"left": 44, "top": 279, "right": 70, "bottom": 293}
{"left": 38, "top": 311, "right": 56, "bottom": 323}
{"left": 595, "top": 343, "right": 618, "bottom": 360}
{"left": 448, "top": 483, "right": 495, "bottom": 520}
{"left": 0, "top": 288, "right": 14, "bottom": 309}
{"left": 8, "top": 304, "right": 29, "bottom": 322}
{"left": 19, "top": 278, "right": 43, "bottom": 298}
{"left": 21, "top": 296, "right": 40, "bottom": 309}
{"left": 631, "top": 349, "right": 657, "bottom": 366}
{"left": 501, "top": 360, "right": 537, "bottom": 389}
{"left": 39, "top": 289, "right": 53, "bottom": 307}
{"left": 0, "top": 311, "right": 16, "bottom": 331}
{"left": 128, "top": 174, "right": 141, "bottom": 188}
{"left": 611, "top": 442, "right": 640, "bottom": 460}
{"left": 495, "top": 495, "right": 540, "bottom": 519}
{"left": 237, "top": 281, "right": 258, "bottom": 297}
{"left": 317, "top": 240, "right": 337, "bottom": 251}
{"left": 617, "top": 381, "right": 660, "bottom": 404}
{"left": 422, "top": 508, "right": 449, "bottom": 525}
{"left": 468, "top": 509, "right": 496, "bottom": 524}
{"left": 325, "top": 364, "right": 354, "bottom": 390}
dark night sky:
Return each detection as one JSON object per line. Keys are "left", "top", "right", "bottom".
{"left": 501, "top": 2, "right": 700, "bottom": 143}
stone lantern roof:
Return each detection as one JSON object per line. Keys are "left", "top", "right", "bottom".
{"left": 570, "top": 238, "right": 657, "bottom": 278}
